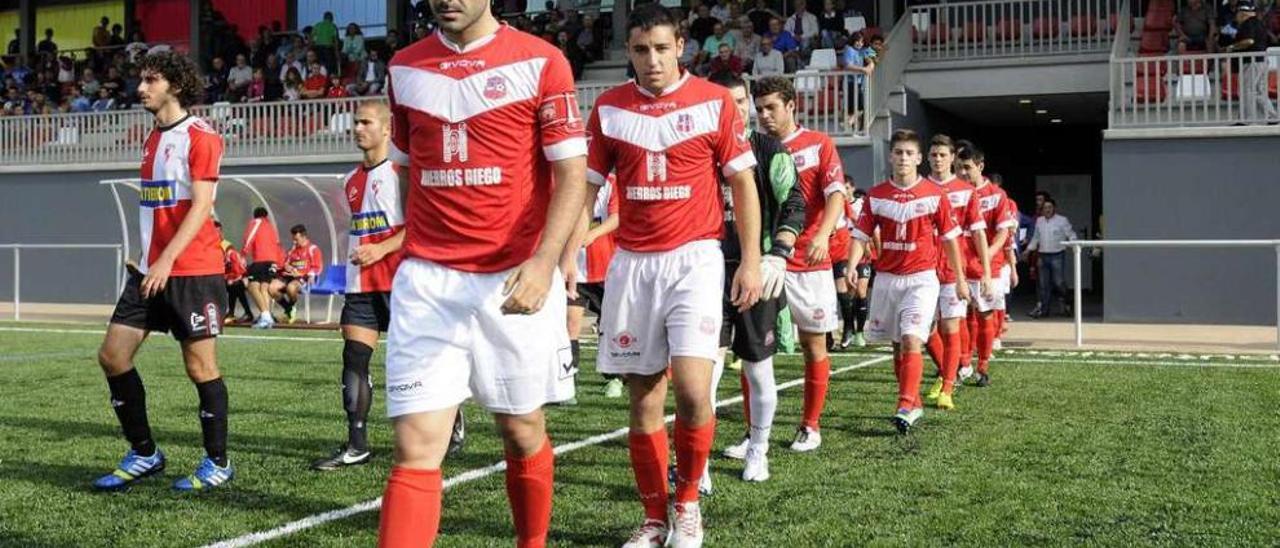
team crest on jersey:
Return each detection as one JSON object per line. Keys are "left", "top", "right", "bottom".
{"left": 163, "top": 143, "right": 176, "bottom": 164}
{"left": 645, "top": 151, "right": 668, "bottom": 183}
{"left": 794, "top": 154, "right": 807, "bottom": 169}
{"left": 814, "top": 309, "right": 826, "bottom": 321}
{"left": 483, "top": 76, "right": 508, "bottom": 100}
{"left": 675, "top": 113, "right": 694, "bottom": 133}
{"left": 699, "top": 316, "right": 718, "bottom": 335}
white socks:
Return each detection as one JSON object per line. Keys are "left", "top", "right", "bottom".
{"left": 709, "top": 351, "right": 727, "bottom": 406}
{"left": 744, "top": 357, "right": 777, "bottom": 452}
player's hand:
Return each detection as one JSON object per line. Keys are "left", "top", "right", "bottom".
{"left": 140, "top": 258, "right": 173, "bottom": 299}
{"left": 761, "top": 255, "right": 787, "bottom": 300}
{"left": 501, "top": 254, "right": 556, "bottom": 315}
{"left": 956, "top": 280, "right": 972, "bottom": 303}
{"left": 805, "top": 238, "right": 830, "bottom": 267}
{"left": 842, "top": 260, "right": 857, "bottom": 287}
{"left": 980, "top": 277, "right": 994, "bottom": 299}
{"left": 350, "top": 242, "right": 389, "bottom": 267}
{"left": 560, "top": 255, "right": 579, "bottom": 301}
{"left": 731, "top": 260, "right": 763, "bottom": 312}
{"left": 1010, "top": 268, "right": 1020, "bottom": 289}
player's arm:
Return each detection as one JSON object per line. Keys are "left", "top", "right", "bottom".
{"left": 141, "top": 179, "right": 215, "bottom": 298}
{"left": 845, "top": 196, "right": 873, "bottom": 285}
{"left": 727, "top": 167, "right": 763, "bottom": 311}
{"left": 807, "top": 145, "right": 848, "bottom": 266}
{"left": 503, "top": 154, "right": 589, "bottom": 314}
{"left": 352, "top": 169, "right": 409, "bottom": 267}
{"left": 944, "top": 236, "right": 968, "bottom": 298}
{"left": 584, "top": 211, "right": 619, "bottom": 246}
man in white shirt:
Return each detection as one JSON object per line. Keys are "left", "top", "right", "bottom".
{"left": 710, "top": 0, "right": 732, "bottom": 22}
{"left": 752, "top": 34, "right": 785, "bottom": 76}
{"left": 785, "top": 0, "right": 820, "bottom": 52}
{"left": 227, "top": 54, "right": 253, "bottom": 100}
{"left": 1023, "top": 199, "right": 1074, "bottom": 318}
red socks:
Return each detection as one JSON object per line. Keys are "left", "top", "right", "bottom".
{"left": 801, "top": 357, "right": 831, "bottom": 430}
{"left": 505, "top": 439, "right": 555, "bottom": 548}
{"left": 958, "top": 314, "right": 972, "bottom": 367}
{"left": 925, "top": 329, "right": 945, "bottom": 376}
{"left": 379, "top": 466, "right": 443, "bottom": 548}
{"left": 674, "top": 418, "right": 715, "bottom": 504}
{"left": 977, "top": 314, "right": 996, "bottom": 374}
{"left": 941, "top": 330, "right": 961, "bottom": 393}
{"left": 740, "top": 371, "right": 752, "bottom": 427}
{"left": 897, "top": 351, "right": 924, "bottom": 410}
{"left": 628, "top": 429, "right": 670, "bottom": 522}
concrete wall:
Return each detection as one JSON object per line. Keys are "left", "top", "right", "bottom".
{"left": 0, "top": 163, "right": 354, "bottom": 305}
{"left": 1101, "top": 136, "right": 1280, "bottom": 325}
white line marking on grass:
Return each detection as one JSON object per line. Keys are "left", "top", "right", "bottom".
{"left": 202, "top": 354, "right": 893, "bottom": 548}
{"left": 1000, "top": 357, "right": 1280, "bottom": 369}
{"left": 0, "top": 326, "right": 348, "bottom": 343}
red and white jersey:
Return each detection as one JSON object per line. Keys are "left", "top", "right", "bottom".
{"left": 853, "top": 178, "right": 959, "bottom": 276}
{"left": 586, "top": 72, "right": 756, "bottom": 253}
{"left": 929, "top": 175, "right": 984, "bottom": 284}
{"left": 850, "top": 196, "right": 877, "bottom": 265}
{"left": 965, "top": 180, "right": 1018, "bottom": 279}
{"left": 387, "top": 24, "right": 587, "bottom": 273}
{"left": 242, "top": 217, "right": 284, "bottom": 265}
{"left": 828, "top": 199, "right": 856, "bottom": 263}
{"left": 137, "top": 115, "right": 224, "bottom": 276}
{"left": 285, "top": 242, "right": 323, "bottom": 279}
{"left": 577, "top": 174, "right": 619, "bottom": 283}
{"left": 221, "top": 242, "right": 246, "bottom": 283}
{"left": 345, "top": 160, "right": 405, "bottom": 293}
{"left": 1005, "top": 198, "right": 1020, "bottom": 253}
{"left": 780, "top": 127, "right": 846, "bottom": 272}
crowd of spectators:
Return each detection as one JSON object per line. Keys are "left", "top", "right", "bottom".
{"left": 1171, "top": 0, "right": 1280, "bottom": 53}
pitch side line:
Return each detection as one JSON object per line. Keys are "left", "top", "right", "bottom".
{"left": 201, "top": 354, "right": 894, "bottom": 548}
{"left": 998, "top": 357, "right": 1280, "bottom": 369}
{"left": 0, "top": 326, "right": 347, "bottom": 343}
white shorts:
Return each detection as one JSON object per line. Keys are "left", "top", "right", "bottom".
{"left": 937, "top": 282, "right": 968, "bottom": 320}
{"left": 968, "top": 271, "right": 1009, "bottom": 313}
{"left": 1000, "top": 264, "right": 1012, "bottom": 298}
{"left": 384, "top": 258, "right": 575, "bottom": 418}
{"left": 866, "top": 270, "right": 940, "bottom": 344}
{"left": 598, "top": 240, "right": 724, "bottom": 376}
{"left": 784, "top": 270, "right": 840, "bottom": 334}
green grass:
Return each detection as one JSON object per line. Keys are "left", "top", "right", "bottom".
{"left": 1, "top": 322, "right": 1278, "bottom": 547}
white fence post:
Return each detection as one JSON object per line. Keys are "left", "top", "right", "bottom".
{"left": 1073, "top": 244, "right": 1082, "bottom": 347}
{"left": 12, "top": 247, "right": 18, "bottom": 321}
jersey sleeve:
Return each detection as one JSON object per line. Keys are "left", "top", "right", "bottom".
{"left": 771, "top": 151, "right": 806, "bottom": 238}
{"left": 607, "top": 180, "right": 620, "bottom": 215}
{"left": 585, "top": 103, "right": 614, "bottom": 186}
{"left": 963, "top": 192, "right": 985, "bottom": 232}
{"left": 935, "top": 193, "right": 961, "bottom": 240}
{"left": 818, "top": 137, "right": 845, "bottom": 198}
{"left": 853, "top": 194, "right": 875, "bottom": 241}
{"left": 187, "top": 126, "right": 224, "bottom": 182}
{"left": 994, "top": 195, "right": 1018, "bottom": 231}
{"left": 242, "top": 219, "right": 260, "bottom": 256}
{"left": 386, "top": 70, "right": 411, "bottom": 166}
{"left": 538, "top": 52, "right": 587, "bottom": 161}
{"left": 309, "top": 245, "right": 324, "bottom": 277}
{"left": 383, "top": 167, "right": 406, "bottom": 228}
{"left": 716, "top": 91, "right": 756, "bottom": 178}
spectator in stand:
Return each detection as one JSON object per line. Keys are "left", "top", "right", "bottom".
{"left": 37, "top": 29, "right": 58, "bottom": 56}
{"left": 91, "top": 87, "right": 115, "bottom": 111}
{"left": 101, "top": 66, "right": 125, "bottom": 100}
{"left": 34, "top": 69, "right": 60, "bottom": 105}
{"left": 283, "top": 67, "right": 303, "bottom": 101}
{"left": 312, "top": 11, "right": 340, "bottom": 72}
{"left": 66, "top": 85, "right": 91, "bottom": 112}
{"left": 785, "top": 0, "right": 820, "bottom": 53}
{"left": 1176, "top": 0, "right": 1218, "bottom": 52}
{"left": 325, "top": 74, "right": 349, "bottom": 98}
{"left": 342, "top": 23, "right": 367, "bottom": 63}
{"left": 205, "top": 56, "right": 229, "bottom": 103}
{"left": 93, "top": 16, "right": 112, "bottom": 49}
{"left": 753, "top": 33, "right": 786, "bottom": 75}
{"left": 766, "top": 17, "right": 802, "bottom": 72}
{"left": 679, "top": 21, "right": 702, "bottom": 68}
{"left": 30, "top": 91, "right": 52, "bottom": 114}
{"left": 80, "top": 68, "right": 101, "bottom": 97}
{"left": 838, "top": 31, "right": 874, "bottom": 127}
{"left": 748, "top": 0, "right": 781, "bottom": 35}
{"left": 819, "top": 0, "right": 845, "bottom": 48}
{"left": 125, "top": 31, "right": 149, "bottom": 63}
{"left": 686, "top": 0, "right": 704, "bottom": 24}
{"left": 384, "top": 29, "right": 404, "bottom": 54}
{"left": 578, "top": 14, "right": 602, "bottom": 61}
{"left": 691, "top": 4, "right": 720, "bottom": 44}
{"left": 227, "top": 53, "right": 252, "bottom": 102}
{"left": 246, "top": 68, "right": 267, "bottom": 102}
{"left": 699, "top": 21, "right": 737, "bottom": 68}
{"left": 348, "top": 48, "right": 386, "bottom": 96}
{"left": 710, "top": 0, "right": 733, "bottom": 22}
{"left": 556, "top": 30, "right": 587, "bottom": 79}
{"left": 734, "top": 16, "right": 762, "bottom": 67}
{"left": 57, "top": 56, "right": 76, "bottom": 85}
{"left": 1267, "top": 2, "right": 1280, "bottom": 43}
{"left": 706, "top": 42, "right": 744, "bottom": 77}
{"left": 301, "top": 61, "right": 329, "bottom": 99}
{"left": 412, "top": 22, "right": 431, "bottom": 43}
{"left": 122, "top": 65, "right": 141, "bottom": 105}
{"left": 8, "top": 57, "right": 31, "bottom": 87}
{"left": 302, "top": 49, "right": 328, "bottom": 79}
{"left": 1226, "top": 0, "right": 1278, "bottom": 123}
{"left": 870, "top": 34, "right": 886, "bottom": 58}
{"left": 7, "top": 29, "right": 18, "bottom": 55}
{"left": 263, "top": 54, "right": 285, "bottom": 100}
{"left": 279, "top": 51, "right": 304, "bottom": 81}
{"left": 109, "top": 24, "right": 126, "bottom": 48}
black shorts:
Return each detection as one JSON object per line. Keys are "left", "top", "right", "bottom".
{"left": 109, "top": 272, "right": 227, "bottom": 341}
{"left": 246, "top": 261, "right": 279, "bottom": 282}
{"left": 720, "top": 262, "right": 785, "bottom": 362}
{"left": 856, "top": 263, "right": 873, "bottom": 280}
{"left": 568, "top": 282, "right": 605, "bottom": 315}
{"left": 341, "top": 291, "right": 392, "bottom": 332}
{"left": 832, "top": 260, "right": 848, "bottom": 280}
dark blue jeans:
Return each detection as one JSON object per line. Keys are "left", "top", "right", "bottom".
{"left": 1038, "top": 251, "right": 1066, "bottom": 310}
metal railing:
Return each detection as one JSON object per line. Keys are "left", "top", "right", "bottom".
{"left": 911, "top": 0, "right": 1122, "bottom": 60}
{"left": 1065, "top": 240, "right": 1280, "bottom": 351}
{"left": 1109, "top": 50, "right": 1280, "bottom": 128}
{"left": 0, "top": 71, "right": 871, "bottom": 171}
{"left": 1, "top": 244, "right": 124, "bottom": 321}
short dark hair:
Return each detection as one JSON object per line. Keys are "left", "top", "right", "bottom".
{"left": 707, "top": 71, "right": 746, "bottom": 90}
{"left": 752, "top": 76, "right": 796, "bottom": 104}
{"left": 1034, "top": 190, "right": 1051, "bottom": 199}
{"left": 955, "top": 139, "right": 985, "bottom": 164}
{"left": 890, "top": 128, "right": 922, "bottom": 150}
{"left": 929, "top": 133, "right": 955, "bottom": 151}
{"left": 290, "top": 224, "right": 307, "bottom": 235}
{"left": 138, "top": 51, "right": 204, "bottom": 107}
{"left": 253, "top": 207, "right": 269, "bottom": 218}
{"left": 627, "top": 3, "right": 679, "bottom": 35}
{"left": 1043, "top": 198, "right": 1057, "bottom": 208}
{"left": 988, "top": 173, "right": 1003, "bottom": 185}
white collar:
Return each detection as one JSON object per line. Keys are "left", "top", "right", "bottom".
{"left": 437, "top": 23, "right": 504, "bottom": 54}
{"left": 634, "top": 71, "right": 691, "bottom": 98}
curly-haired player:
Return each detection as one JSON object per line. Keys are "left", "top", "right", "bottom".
{"left": 92, "top": 51, "right": 234, "bottom": 492}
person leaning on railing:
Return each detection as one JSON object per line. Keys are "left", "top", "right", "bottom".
{"left": 1225, "top": 0, "right": 1279, "bottom": 124}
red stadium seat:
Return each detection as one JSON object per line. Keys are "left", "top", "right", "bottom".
{"left": 1032, "top": 17, "right": 1060, "bottom": 38}
{"left": 1139, "top": 31, "right": 1168, "bottom": 54}
{"left": 1109, "top": 13, "right": 1134, "bottom": 32}
{"left": 1134, "top": 55, "right": 1169, "bottom": 77}
{"left": 961, "top": 21, "right": 986, "bottom": 42}
{"left": 1271, "top": 72, "right": 1278, "bottom": 99}
{"left": 1069, "top": 16, "right": 1100, "bottom": 37}
{"left": 1180, "top": 57, "right": 1211, "bottom": 74}
{"left": 1220, "top": 72, "right": 1239, "bottom": 100}
{"left": 913, "top": 24, "right": 950, "bottom": 44}
{"left": 1135, "top": 73, "right": 1168, "bottom": 103}
{"left": 995, "top": 18, "right": 1022, "bottom": 41}
{"left": 862, "top": 26, "right": 882, "bottom": 39}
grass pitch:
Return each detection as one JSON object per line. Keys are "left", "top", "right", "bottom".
{"left": 0, "top": 322, "right": 1277, "bottom": 547}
